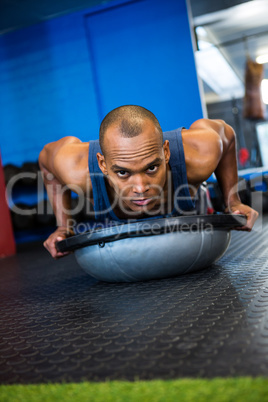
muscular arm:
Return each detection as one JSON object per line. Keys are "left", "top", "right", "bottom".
{"left": 187, "top": 119, "right": 258, "bottom": 230}
{"left": 189, "top": 119, "right": 238, "bottom": 205}
{"left": 39, "top": 137, "right": 91, "bottom": 257}
{"left": 213, "top": 121, "right": 240, "bottom": 207}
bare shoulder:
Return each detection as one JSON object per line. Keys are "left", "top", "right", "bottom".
{"left": 39, "top": 136, "right": 82, "bottom": 164}
{"left": 54, "top": 136, "right": 87, "bottom": 163}
{"left": 187, "top": 118, "right": 225, "bottom": 132}
{"left": 181, "top": 119, "right": 223, "bottom": 186}
{"left": 182, "top": 119, "right": 224, "bottom": 147}
{"left": 39, "top": 136, "right": 90, "bottom": 189}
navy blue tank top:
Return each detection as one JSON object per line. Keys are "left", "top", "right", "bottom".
{"left": 88, "top": 128, "right": 195, "bottom": 223}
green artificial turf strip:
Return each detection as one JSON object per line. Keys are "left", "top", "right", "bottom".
{"left": 1, "top": 378, "right": 268, "bottom": 402}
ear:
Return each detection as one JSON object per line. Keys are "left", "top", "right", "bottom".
{"left": 163, "top": 140, "right": 170, "bottom": 164}
{"left": 96, "top": 152, "right": 108, "bottom": 175}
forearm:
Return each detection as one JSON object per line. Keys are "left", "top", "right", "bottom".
{"left": 214, "top": 122, "right": 241, "bottom": 208}
{"left": 41, "top": 166, "right": 73, "bottom": 230}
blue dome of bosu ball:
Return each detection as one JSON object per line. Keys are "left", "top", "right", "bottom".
{"left": 57, "top": 214, "right": 246, "bottom": 283}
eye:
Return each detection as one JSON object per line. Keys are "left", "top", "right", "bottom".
{"left": 147, "top": 165, "right": 158, "bottom": 173}
{"left": 117, "top": 170, "right": 129, "bottom": 178}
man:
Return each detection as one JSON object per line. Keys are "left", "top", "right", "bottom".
{"left": 39, "top": 105, "right": 258, "bottom": 259}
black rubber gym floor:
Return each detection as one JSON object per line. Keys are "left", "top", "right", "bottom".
{"left": 1, "top": 215, "right": 268, "bottom": 384}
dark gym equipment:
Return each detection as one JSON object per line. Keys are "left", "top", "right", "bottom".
{"left": 71, "top": 196, "right": 86, "bottom": 224}
{"left": 57, "top": 214, "right": 246, "bottom": 282}
{"left": 3, "top": 164, "right": 20, "bottom": 185}
{"left": 20, "top": 162, "right": 39, "bottom": 186}
{"left": 4, "top": 162, "right": 39, "bottom": 188}
{"left": 35, "top": 200, "right": 56, "bottom": 227}
{"left": 10, "top": 203, "right": 37, "bottom": 230}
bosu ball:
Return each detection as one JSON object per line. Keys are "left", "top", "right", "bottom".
{"left": 56, "top": 214, "right": 246, "bottom": 283}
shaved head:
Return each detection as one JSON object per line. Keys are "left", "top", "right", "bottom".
{"left": 99, "top": 105, "right": 163, "bottom": 154}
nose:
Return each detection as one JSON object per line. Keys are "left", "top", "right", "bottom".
{"left": 132, "top": 174, "right": 149, "bottom": 195}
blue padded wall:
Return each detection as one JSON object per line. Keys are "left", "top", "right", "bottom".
{"left": 0, "top": 0, "right": 203, "bottom": 166}
{"left": 0, "top": 12, "right": 100, "bottom": 166}
{"left": 85, "top": 0, "right": 204, "bottom": 131}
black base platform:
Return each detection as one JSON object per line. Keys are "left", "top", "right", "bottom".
{"left": 1, "top": 216, "right": 268, "bottom": 384}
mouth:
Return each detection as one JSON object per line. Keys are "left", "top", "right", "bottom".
{"left": 131, "top": 198, "right": 153, "bottom": 206}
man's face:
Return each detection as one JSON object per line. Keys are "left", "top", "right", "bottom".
{"left": 97, "top": 120, "right": 170, "bottom": 217}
